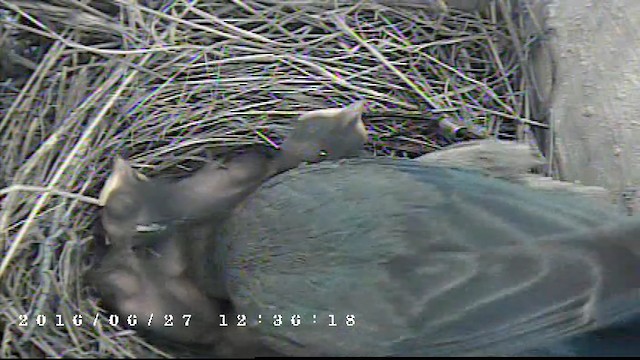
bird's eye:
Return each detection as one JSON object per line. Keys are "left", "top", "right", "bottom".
{"left": 319, "top": 150, "right": 328, "bottom": 157}
{"left": 131, "top": 244, "right": 143, "bottom": 254}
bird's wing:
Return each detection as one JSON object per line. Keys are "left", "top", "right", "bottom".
{"left": 220, "top": 158, "right": 640, "bottom": 356}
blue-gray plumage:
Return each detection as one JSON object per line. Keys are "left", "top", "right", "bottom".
{"left": 217, "top": 157, "right": 640, "bottom": 356}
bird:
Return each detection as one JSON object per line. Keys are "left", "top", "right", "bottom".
{"left": 215, "top": 155, "right": 640, "bottom": 356}
{"left": 88, "top": 101, "right": 369, "bottom": 356}
{"left": 208, "top": 104, "right": 640, "bottom": 356}
{"left": 96, "top": 100, "right": 367, "bottom": 250}
{"left": 94, "top": 100, "right": 640, "bottom": 357}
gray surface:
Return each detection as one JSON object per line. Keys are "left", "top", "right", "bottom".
{"left": 528, "top": 0, "right": 640, "bottom": 192}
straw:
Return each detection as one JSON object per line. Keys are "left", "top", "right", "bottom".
{"left": 0, "top": 0, "right": 540, "bottom": 357}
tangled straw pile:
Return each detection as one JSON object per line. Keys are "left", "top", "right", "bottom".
{"left": 0, "top": 0, "right": 542, "bottom": 357}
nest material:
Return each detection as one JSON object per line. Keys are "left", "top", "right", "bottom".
{"left": 0, "top": 0, "right": 543, "bottom": 357}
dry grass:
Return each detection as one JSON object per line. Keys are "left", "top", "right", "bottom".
{"left": 0, "top": 0, "right": 542, "bottom": 357}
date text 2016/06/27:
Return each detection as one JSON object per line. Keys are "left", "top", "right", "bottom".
{"left": 16, "top": 313, "right": 357, "bottom": 329}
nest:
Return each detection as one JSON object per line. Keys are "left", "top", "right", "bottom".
{"left": 0, "top": 0, "right": 544, "bottom": 357}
